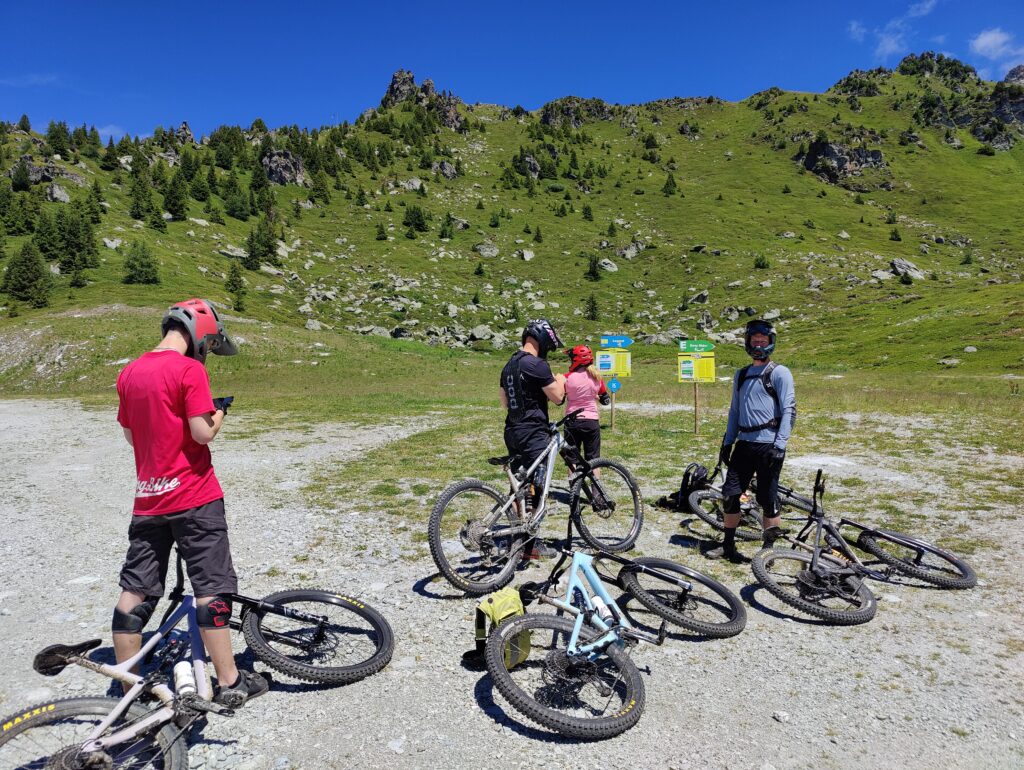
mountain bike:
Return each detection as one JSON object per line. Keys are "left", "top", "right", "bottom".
{"left": 484, "top": 518, "right": 745, "bottom": 739}
{"left": 751, "top": 470, "right": 977, "bottom": 625}
{"left": 428, "top": 409, "right": 644, "bottom": 595}
{"left": 686, "top": 463, "right": 815, "bottom": 541}
{"left": 0, "top": 559, "right": 394, "bottom": 769}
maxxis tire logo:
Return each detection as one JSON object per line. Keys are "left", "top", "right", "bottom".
{"left": 3, "top": 703, "right": 56, "bottom": 732}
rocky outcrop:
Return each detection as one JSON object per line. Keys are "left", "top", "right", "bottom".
{"left": 539, "top": 97, "right": 614, "bottom": 129}
{"left": 380, "top": 70, "right": 418, "bottom": 108}
{"left": 176, "top": 122, "right": 195, "bottom": 145}
{"left": 432, "top": 91, "right": 465, "bottom": 131}
{"left": 46, "top": 183, "right": 70, "bottom": 203}
{"left": 6, "top": 155, "right": 87, "bottom": 187}
{"left": 801, "top": 141, "right": 886, "bottom": 183}
{"left": 261, "top": 150, "right": 307, "bottom": 186}
{"left": 474, "top": 242, "right": 499, "bottom": 258}
{"left": 379, "top": 70, "right": 464, "bottom": 130}
{"left": 1005, "top": 65, "right": 1024, "bottom": 86}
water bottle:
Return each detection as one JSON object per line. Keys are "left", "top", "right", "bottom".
{"left": 173, "top": 661, "right": 197, "bottom": 697}
{"left": 591, "top": 596, "right": 614, "bottom": 622}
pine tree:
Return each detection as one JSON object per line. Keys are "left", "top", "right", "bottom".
{"left": 148, "top": 209, "right": 167, "bottom": 231}
{"left": 2, "top": 241, "right": 51, "bottom": 307}
{"left": 17, "top": 114, "right": 31, "bottom": 132}
{"left": 32, "top": 210, "right": 61, "bottom": 263}
{"left": 189, "top": 170, "right": 210, "bottom": 201}
{"left": 533, "top": 225, "right": 543, "bottom": 243}
{"left": 586, "top": 254, "right": 602, "bottom": 282}
{"left": 292, "top": 199, "right": 303, "bottom": 220}
{"left": 662, "top": 172, "right": 678, "bottom": 196}
{"left": 607, "top": 221, "right": 617, "bottom": 237}
{"left": 311, "top": 171, "right": 332, "bottom": 204}
{"left": 582, "top": 204, "right": 593, "bottom": 221}
{"left": 129, "top": 168, "right": 154, "bottom": 220}
{"left": 584, "top": 294, "right": 599, "bottom": 321}
{"left": 474, "top": 262, "right": 485, "bottom": 276}
{"left": 375, "top": 223, "right": 387, "bottom": 240}
{"left": 122, "top": 240, "right": 160, "bottom": 284}
{"left": 354, "top": 188, "right": 368, "bottom": 206}
{"left": 0, "top": 220, "right": 6, "bottom": 261}
{"left": 45, "top": 121, "right": 71, "bottom": 156}
{"left": 489, "top": 212, "right": 500, "bottom": 227}
{"left": 243, "top": 216, "right": 275, "bottom": 268}
{"left": 100, "top": 138, "right": 119, "bottom": 171}
{"left": 225, "top": 260, "right": 246, "bottom": 311}
{"left": 206, "top": 164, "right": 218, "bottom": 194}
{"left": 164, "top": 169, "right": 189, "bottom": 220}
{"left": 11, "top": 159, "right": 31, "bottom": 192}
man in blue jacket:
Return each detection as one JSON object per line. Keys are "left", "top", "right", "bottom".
{"left": 708, "top": 319, "right": 796, "bottom": 562}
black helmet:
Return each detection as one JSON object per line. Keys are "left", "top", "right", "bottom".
{"left": 521, "top": 319, "right": 563, "bottom": 359}
{"left": 744, "top": 319, "right": 776, "bottom": 361}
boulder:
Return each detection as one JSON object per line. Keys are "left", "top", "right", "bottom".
{"left": 305, "top": 319, "right": 322, "bottom": 331}
{"left": 260, "top": 264, "right": 284, "bottom": 276}
{"left": 219, "top": 245, "right": 248, "bottom": 259}
{"left": 46, "top": 183, "right": 70, "bottom": 203}
{"left": 176, "top": 121, "right": 195, "bottom": 145}
{"left": 780, "top": 231, "right": 796, "bottom": 239}
{"left": 938, "top": 357, "right": 960, "bottom": 367}
{"left": 447, "top": 303, "right": 460, "bottom": 318}
{"left": 890, "top": 258, "right": 925, "bottom": 280}
{"left": 491, "top": 334, "right": 510, "bottom": 350}
{"left": 390, "top": 327, "right": 413, "bottom": 339}
{"left": 469, "top": 325, "right": 494, "bottom": 341}
{"left": 598, "top": 258, "right": 618, "bottom": 272}
{"left": 696, "top": 311, "right": 717, "bottom": 332}
{"left": 871, "top": 269, "right": 894, "bottom": 281}
{"left": 521, "top": 154, "right": 541, "bottom": 179}
{"left": 616, "top": 240, "right": 644, "bottom": 260}
{"left": 837, "top": 230, "right": 850, "bottom": 240}
{"left": 689, "top": 290, "right": 709, "bottom": 304}
{"left": 517, "top": 249, "right": 534, "bottom": 262}
{"left": 103, "top": 237, "right": 123, "bottom": 250}
{"left": 189, "top": 217, "right": 210, "bottom": 227}
{"left": 763, "top": 309, "right": 781, "bottom": 321}
{"left": 721, "top": 306, "right": 740, "bottom": 322}
{"left": 261, "top": 150, "right": 308, "bottom": 186}
{"left": 431, "top": 160, "right": 457, "bottom": 179}
{"left": 453, "top": 217, "right": 470, "bottom": 230}
{"left": 473, "top": 242, "right": 499, "bottom": 258}
{"left": 1004, "top": 64, "right": 1024, "bottom": 86}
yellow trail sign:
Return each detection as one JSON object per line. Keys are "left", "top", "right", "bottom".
{"left": 677, "top": 352, "right": 715, "bottom": 383}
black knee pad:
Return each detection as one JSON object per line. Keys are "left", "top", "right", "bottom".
{"left": 196, "top": 596, "right": 233, "bottom": 629}
{"left": 723, "top": 495, "right": 742, "bottom": 515}
{"left": 112, "top": 597, "right": 158, "bottom": 634}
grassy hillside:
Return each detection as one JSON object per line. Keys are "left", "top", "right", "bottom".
{"left": 1, "top": 52, "right": 1022, "bottom": 400}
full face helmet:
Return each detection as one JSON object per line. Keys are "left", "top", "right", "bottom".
{"left": 744, "top": 319, "right": 776, "bottom": 361}
{"left": 161, "top": 298, "right": 238, "bottom": 363}
{"left": 566, "top": 345, "right": 594, "bottom": 371}
{"left": 521, "top": 319, "right": 563, "bottom": 359}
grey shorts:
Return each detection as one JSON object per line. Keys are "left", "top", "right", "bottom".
{"left": 118, "top": 498, "right": 238, "bottom": 598}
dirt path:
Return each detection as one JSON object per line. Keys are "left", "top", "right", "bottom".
{"left": 0, "top": 400, "right": 1021, "bottom": 770}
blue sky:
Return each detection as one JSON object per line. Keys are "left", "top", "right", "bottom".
{"left": 2, "top": 0, "right": 1023, "bottom": 140}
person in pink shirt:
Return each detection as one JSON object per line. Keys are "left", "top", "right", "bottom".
{"left": 562, "top": 345, "right": 611, "bottom": 469}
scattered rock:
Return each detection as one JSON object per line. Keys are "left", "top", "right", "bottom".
{"left": 689, "top": 290, "right": 709, "bottom": 304}
{"left": 964, "top": 346, "right": 978, "bottom": 353}
{"left": 473, "top": 242, "right": 499, "bottom": 258}
{"left": 431, "top": 160, "right": 457, "bottom": 179}
{"left": 939, "top": 357, "right": 961, "bottom": 367}
{"left": 469, "top": 325, "right": 494, "bottom": 341}
{"left": 780, "top": 231, "right": 796, "bottom": 239}
{"left": 871, "top": 270, "right": 894, "bottom": 281}
{"left": 517, "top": 249, "right": 534, "bottom": 262}
{"left": 260, "top": 264, "right": 284, "bottom": 277}
{"left": 304, "top": 319, "right": 321, "bottom": 331}
{"left": 763, "top": 309, "right": 781, "bottom": 321}
{"left": 890, "top": 258, "right": 925, "bottom": 280}
{"left": 6, "top": 156, "right": 87, "bottom": 187}
{"left": 772, "top": 711, "right": 791, "bottom": 724}
{"left": 598, "top": 258, "right": 618, "bottom": 272}
{"left": 801, "top": 140, "right": 886, "bottom": 183}
{"left": 837, "top": 230, "right": 850, "bottom": 240}
{"left": 46, "top": 183, "right": 70, "bottom": 203}
{"left": 219, "top": 245, "right": 248, "bottom": 259}
{"left": 102, "top": 238, "right": 123, "bottom": 250}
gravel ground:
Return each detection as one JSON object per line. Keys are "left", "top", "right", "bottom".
{"left": 1, "top": 400, "right": 1022, "bottom": 770}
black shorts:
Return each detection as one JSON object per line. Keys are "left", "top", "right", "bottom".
{"left": 118, "top": 498, "right": 238, "bottom": 598}
{"left": 721, "top": 441, "right": 783, "bottom": 518}
{"left": 564, "top": 418, "right": 601, "bottom": 462}
{"left": 504, "top": 421, "right": 550, "bottom": 476}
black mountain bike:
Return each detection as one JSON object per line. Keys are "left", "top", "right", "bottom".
{"left": 752, "top": 470, "right": 977, "bottom": 625}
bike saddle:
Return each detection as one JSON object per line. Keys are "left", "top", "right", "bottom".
{"left": 34, "top": 638, "right": 102, "bottom": 676}
{"left": 487, "top": 455, "right": 511, "bottom": 466}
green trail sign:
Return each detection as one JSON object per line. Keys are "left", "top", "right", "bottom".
{"left": 680, "top": 340, "right": 715, "bottom": 353}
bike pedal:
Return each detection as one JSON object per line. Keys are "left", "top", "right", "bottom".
{"left": 656, "top": 620, "right": 669, "bottom": 646}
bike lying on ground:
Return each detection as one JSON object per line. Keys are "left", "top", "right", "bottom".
{"left": 484, "top": 519, "right": 745, "bottom": 739}
{"left": 429, "top": 409, "right": 644, "bottom": 595}
{"left": 681, "top": 461, "right": 816, "bottom": 542}
{"left": 751, "top": 470, "right": 977, "bottom": 625}
{"left": 0, "top": 559, "right": 394, "bottom": 769}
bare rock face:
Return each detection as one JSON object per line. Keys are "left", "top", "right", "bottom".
{"left": 1003, "top": 65, "right": 1024, "bottom": 86}
{"left": 46, "top": 183, "right": 70, "bottom": 203}
{"left": 380, "top": 69, "right": 418, "bottom": 109}
{"left": 261, "top": 150, "right": 308, "bottom": 186}
{"left": 801, "top": 141, "right": 886, "bottom": 183}
{"left": 431, "top": 160, "right": 457, "bottom": 179}
{"left": 176, "top": 121, "right": 195, "bottom": 145}
{"left": 7, "top": 155, "right": 87, "bottom": 187}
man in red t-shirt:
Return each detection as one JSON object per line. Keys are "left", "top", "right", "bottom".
{"left": 113, "top": 298, "right": 267, "bottom": 707}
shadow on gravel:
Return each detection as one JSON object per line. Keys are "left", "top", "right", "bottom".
{"left": 472, "top": 673, "right": 597, "bottom": 744}
{"left": 740, "top": 583, "right": 838, "bottom": 626}
{"left": 412, "top": 573, "right": 470, "bottom": 601}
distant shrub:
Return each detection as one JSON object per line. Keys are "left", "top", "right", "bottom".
{"left": 782, "top": 184, "right": 792, "bottom": 194}
{"left": 976, "top": 145, "right": 996, "bottom": 156}
{"left": 889, "top": 228, "right": 902, "bottom": 241}
{"left": 122, "top": 240, "right": 160, "bottom": 285}
{"left": 899, "top": 273, "right": 913, "bottom": 285}
{"left": 754, "top": 254, "right": 771, "bottom": 269}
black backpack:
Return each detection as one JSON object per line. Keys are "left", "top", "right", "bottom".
{"left": 656, "top": 462, "right": 710, "bottom": 511}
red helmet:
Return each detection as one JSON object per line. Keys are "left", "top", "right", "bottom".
{"left": 566, "top": 345, "right": 594, "bottom": 370}
{"left": 161, "top": 298, "right": 237, "bottom": 363}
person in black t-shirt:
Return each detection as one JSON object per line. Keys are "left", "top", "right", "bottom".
{"left": 499, "top": 319, "right": 566, "bottom": 559}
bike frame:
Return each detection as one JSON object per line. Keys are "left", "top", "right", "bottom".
{"left": 75, "top": 597, "right": 207, "bottom": 753}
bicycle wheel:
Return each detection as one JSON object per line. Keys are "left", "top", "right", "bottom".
{"left": 485, "top": 613, "right": 645, "bottom": 740}
{"left": 751, "top": 549, "right": 877, "bottom": 625}
{"left": 856, "top": 529, "right": 977, "bottom": 589}
{"left": 570, "top": 459, "right": 644, "bottom": 553}
{"left": 428, "top": 478, "right": 525, "bottom": 595}
{"left": 686, "top": 488, "right": 762, "bottom": 541}
{"left": 0, "top": 697, "right": 186, "bottom": 770}
{"left": 618, "top": 557, "right": 747, "bottom": 638}
{"left": 243, "top": 589, "right": 394, "bottom": 685}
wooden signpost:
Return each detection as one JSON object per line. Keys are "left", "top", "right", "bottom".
{"left": 677, "top": 340, "right": 716, "bottom": 434}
